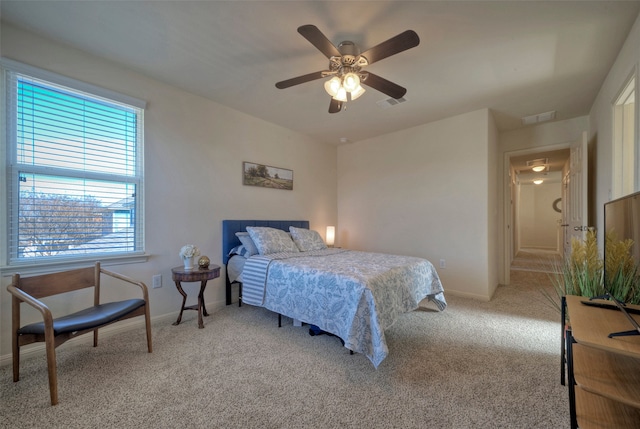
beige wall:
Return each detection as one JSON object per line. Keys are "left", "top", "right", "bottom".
{"left": 518, "top": 181, "right": 562, "bottom": 250}
{"left": 487, "top": 110, "right": 499, "bottom": 300}
{"left": 500, "top": 118, "right": 590, "bottom": 153}
{"left": 590, "top": 14, "right": 640, "bottom": 245}
{"left": 337, "top": 109, "right": 498, "bottom": 300}
{"left": 0, "top": 24, "right": 338, "bottom": 362}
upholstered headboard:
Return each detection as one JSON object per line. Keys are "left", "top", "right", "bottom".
{"left": 222, "top": 219, "right": 309, "bottom": 264}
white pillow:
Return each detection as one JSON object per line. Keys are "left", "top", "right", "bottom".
{"left": 235, "top": 232, "right": 259, "bottom": 256}
{"left": 289, "top": 226, "right": 327, "bottom": 252}
{"left": 246, "top": 227, "right": 299, "bottom": 255}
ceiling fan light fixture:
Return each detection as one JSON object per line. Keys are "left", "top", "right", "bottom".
{"left": 334, "top": 86, "right": 348, "bottom": 102}
{"left": 276, "top": 25, "right": 420, "bottom": 113}
{"left": 349, "top": 84, "right": 366, "bottom": 101}
{"left": 324, "top": 76, "right": 342, "bottom": 97}
{"left": 342, "top": 73, "right": 360, "bottom": 92}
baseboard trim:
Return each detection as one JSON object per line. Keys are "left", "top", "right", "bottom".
{"left": 444, "top": 289, "right": 492, "bottom": 302}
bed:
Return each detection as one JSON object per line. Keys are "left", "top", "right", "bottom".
{"left": 222, "top": 220, "right": 446, "bottom": 367}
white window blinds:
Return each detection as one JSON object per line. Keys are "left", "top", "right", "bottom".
{"left": 3, "top": 61, "right": 145, "bottom": 265}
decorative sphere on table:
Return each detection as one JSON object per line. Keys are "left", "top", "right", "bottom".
{"left": 198, "top": 256, "right": 210, "bottom": 269}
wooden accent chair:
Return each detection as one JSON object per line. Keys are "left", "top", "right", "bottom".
{"left": 7, "top": 262, "right": 152, "bottom": 405}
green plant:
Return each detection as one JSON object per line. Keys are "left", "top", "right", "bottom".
{"left": 604, "top": 231, "right": 640, "bottom": 304}
{"left": 543, "top": 230, "right": 604, "bottom": 313}
{"left": 543, "top": 230, "right": 640, "bottom": 313}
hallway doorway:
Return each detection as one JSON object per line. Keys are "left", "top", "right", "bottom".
{"left": 505, "top": 146, "right": 570, "bottom": 283}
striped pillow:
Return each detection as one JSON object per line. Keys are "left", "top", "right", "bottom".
{"left": 228, "top": 245, "right": 252, "bottom": 258}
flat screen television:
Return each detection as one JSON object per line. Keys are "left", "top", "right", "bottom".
{"left": 604, "top": 190, "right": 640, "bottom": 303}
{"left": 601, "top": 190, "right": 640, "bottom": 337}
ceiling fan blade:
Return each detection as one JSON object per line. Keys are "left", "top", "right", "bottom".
{"left": 276, "top": 71, "right": 326, "bottom": 89}
{"left": 298, "top": 25, "right": 341, "bottom": 59}
{"left": 362, "top": 72, "right": 407, "bottom": 99}
{"left": 360, "top": 30, "right": 420, "bottom": 65}
{"left": 329, "top": 98, "right": 343, "bottom": 113}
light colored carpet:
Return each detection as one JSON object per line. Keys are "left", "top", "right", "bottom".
{"left": 0, "top": 272, "right": 568, "bottom": 428}
{"left": 511, "top": 249, "right": 562, "bottom": 273}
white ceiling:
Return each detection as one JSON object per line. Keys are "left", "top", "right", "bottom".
{"left": 2, "top": 1, "right": 639, "bottom": 145}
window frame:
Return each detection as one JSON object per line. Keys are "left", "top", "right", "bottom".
{"left": 0, "top": 58, "right": 148, "bottom": 275}
{"left": 612, "top": 66, "right": 639, "bottom": 199}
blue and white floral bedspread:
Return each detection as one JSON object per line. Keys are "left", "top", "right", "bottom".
{"left": 243, "top": 248, "right": 446, "bottom": 368}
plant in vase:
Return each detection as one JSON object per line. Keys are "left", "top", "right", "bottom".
{"left": 543, "top": 229, "right": 640, "bottom": 316}
{"left": 179, "top": 244, "right": 200, "bottom": 270}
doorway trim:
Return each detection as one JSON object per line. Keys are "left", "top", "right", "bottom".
{"left": 502, "top": 142, "right": 571, "bottom": 285}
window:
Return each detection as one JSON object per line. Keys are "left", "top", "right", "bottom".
{"left": 613, "top": 72, "right": 637, "bottom": 198}
{"left": 2, "top": 60, "right": 145, "bottom": 268}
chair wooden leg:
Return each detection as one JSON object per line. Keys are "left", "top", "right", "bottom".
{"left": 93, "top": 329, "right": 99, "bottom": 347}
{"left": 44, "top": 333, "right": 59, "bottom": 405}
{"left": 11, "top": 332, "right": 19, "bottom": 382}
{"left": 11, "top": 297, "right": 20, "bottom": 382}
{"left": 144, "top": 305, "right": 153, "bottom": 353}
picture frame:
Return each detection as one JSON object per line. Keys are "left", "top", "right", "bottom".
{"left": 242, "top": 161, "right": 293, "bottom": 190}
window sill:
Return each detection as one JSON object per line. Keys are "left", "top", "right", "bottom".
{"left": 0, "top": 253, "right": 150, "bottom": 277}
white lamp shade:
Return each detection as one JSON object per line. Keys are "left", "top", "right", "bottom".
{"left": 349, "top": 84, "right": 366, "bottom": 100}
{"left": 324, "top": 77, "right": 341, "bottom": 97}
{"left": 343, "top": 73, "right": 360, "bottom": 92}
{"left": 334, "top": 86, "right": 348, "bottom": 102}
{"left": 326, "top": 226, "right": 335, "bottom": 246}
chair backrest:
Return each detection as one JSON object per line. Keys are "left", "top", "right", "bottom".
{"left": 13, "top": 264, "right": 98, "bottom": 300}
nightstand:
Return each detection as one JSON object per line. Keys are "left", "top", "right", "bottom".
{"left": 171, "top": 265, "right": 220, "bottom": 328}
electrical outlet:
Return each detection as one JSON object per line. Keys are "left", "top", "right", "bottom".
{"left": 152, "top": 274, "right": 162, "bottom": 289}
{"left": 439, "top": 259, "right": 446, "bottom": 269}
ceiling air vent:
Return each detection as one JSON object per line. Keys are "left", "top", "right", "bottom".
{"left": 377, "top": 97, "right": 407, "bottom": 109}
{"left": 526, "top": 158, "right": 549, "bottom": 167}
{"left": 521, "top": 110, "right": 556, "bottom": 125}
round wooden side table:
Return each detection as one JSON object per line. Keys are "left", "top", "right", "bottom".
{"left": 171, "top": 265, "right": 220, "bottom": 328}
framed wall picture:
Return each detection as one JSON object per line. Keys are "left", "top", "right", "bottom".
{"left": 243, "top": 162, "right": 293, "bottom": 190}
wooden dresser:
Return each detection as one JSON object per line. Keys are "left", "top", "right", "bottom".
{"left": 564, "top": 294, "right": 640, "bottom": 428}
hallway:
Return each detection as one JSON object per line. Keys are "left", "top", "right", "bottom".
{"left": 509, "top": 248, "right": 563, "bottom": 290}
{"left": 511, "top": 249, "right": 562, "bottom": 273}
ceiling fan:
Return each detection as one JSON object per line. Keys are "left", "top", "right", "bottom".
{"left": 275, "top": 25, "right": 420, "bottom": 113}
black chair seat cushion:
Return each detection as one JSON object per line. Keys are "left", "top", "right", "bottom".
{"left": 18, "top": 299, "right": 146, "bottom": 336}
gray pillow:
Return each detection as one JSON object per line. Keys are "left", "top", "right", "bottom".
{"left": 289, "top": 226, "right": 327, "bottom": 251}
{"left": 235, "top": 232, "right": 259, "bottom": 256}
{"left": 246, "top": 227, "right": 299, "bottom": 255}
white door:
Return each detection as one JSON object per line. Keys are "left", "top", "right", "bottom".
{"left": 564, "top": 131, "right": 589, "bottom": 256}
